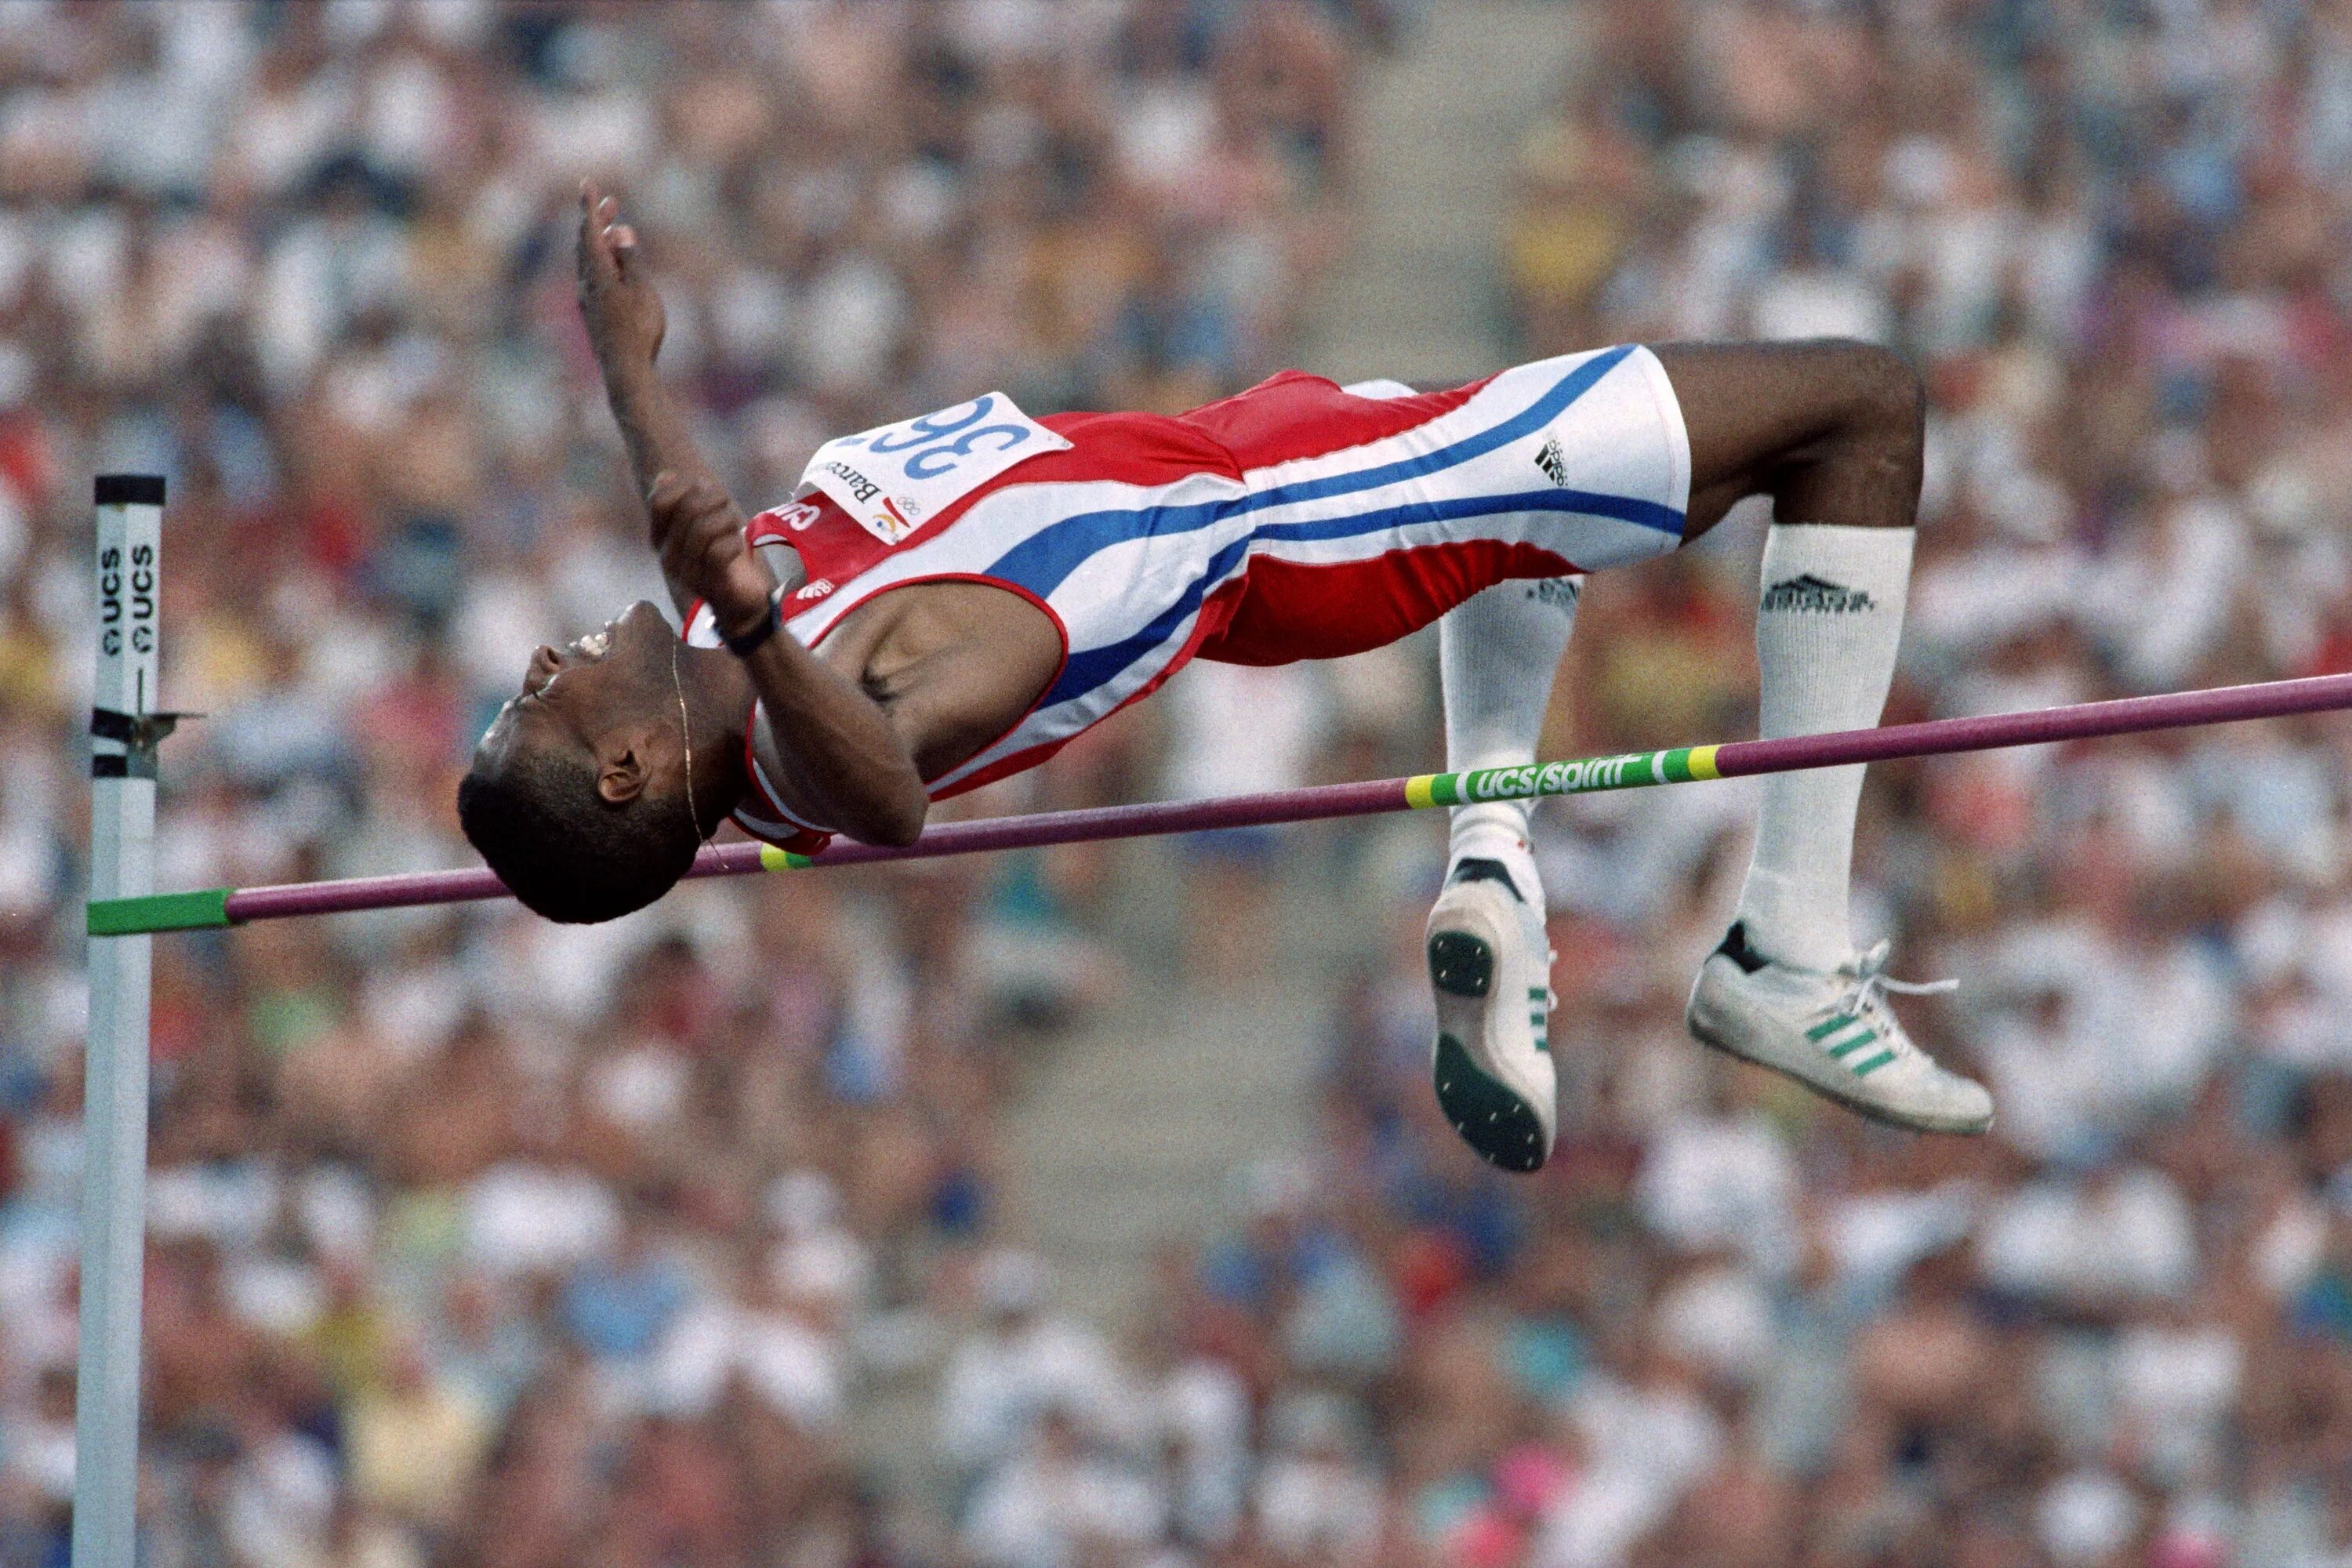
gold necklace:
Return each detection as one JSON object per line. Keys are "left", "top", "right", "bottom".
{"left": 670, "top": 638, "right": 702, "bottom": 842}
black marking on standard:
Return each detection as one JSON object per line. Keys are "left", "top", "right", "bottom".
{"left": 89, "top": 706, "right": 194, "bottom": 779}
{"left": 94, "top": 474, "right": 166, "bottom": 506}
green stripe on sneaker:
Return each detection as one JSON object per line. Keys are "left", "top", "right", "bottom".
{"left": 1825, "top": 1029, "right": 1878, "bottom": 1059}
{"left": 1849, "top": 1049, "right": 1899, "bottom": 1077}
{"left": 1805, "top": 1013, "right": 1854, "bottom": 1043}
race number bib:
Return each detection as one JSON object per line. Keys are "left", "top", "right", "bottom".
{"left": 798, "top": 393, "right": 1073, "bottom": 546}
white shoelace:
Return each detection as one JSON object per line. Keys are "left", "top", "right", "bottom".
{"left": 1834, "top": 940, "right": 1957, "bottom": 1047}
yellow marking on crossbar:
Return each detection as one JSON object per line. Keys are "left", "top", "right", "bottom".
{"left": 1685, "top": 745, "right": 1721, "bottom": 781}
{"left": 758, "top": 844, "right": 796, "bottom": 872}
{"left": 1404, "top": 774, "right": 1439, "bottom": 810}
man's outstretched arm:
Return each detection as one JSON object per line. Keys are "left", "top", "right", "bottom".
{"left": 575, "top": 182, "right": 793, "bottom": 618}
{"left": 652, "top": 470, "right": 929, "bottom": 847}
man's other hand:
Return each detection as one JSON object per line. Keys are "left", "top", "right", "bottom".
{"left": 649, "top": 470, "right": 773, "bottom": 635}
{"left": 578, "top": 180, "right": 666, "bottom": 376}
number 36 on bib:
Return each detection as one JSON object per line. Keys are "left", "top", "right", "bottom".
{"left": 797, "top": 392, "right": 1073, "bottom": 546}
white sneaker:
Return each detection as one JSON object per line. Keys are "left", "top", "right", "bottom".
{"left": 1686, "top": 923, "right": 1994, "bottom": 1135}
{"left": 1425, "top": 853, "right": 1558, "bottom": 1172}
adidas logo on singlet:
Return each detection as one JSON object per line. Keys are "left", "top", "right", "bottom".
{"left": 1761, "top": 573, "right": 1875, "bottom": 614}
{"left": 1533, "top": 436, "right": 1570, "bottom": 488}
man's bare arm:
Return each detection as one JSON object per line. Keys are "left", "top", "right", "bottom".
{"left": 576, "top": 182, "right": 766, "bottom": 619}
{"left": 652, "top": 471, "right": 929, "bottom": 846}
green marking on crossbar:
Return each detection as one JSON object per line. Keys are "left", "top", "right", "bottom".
{"left": 87, "top": 888, "right": 232, "bottom": 936}
{"left": 1405, "top": 746, "right": 1726, "bottom": 813}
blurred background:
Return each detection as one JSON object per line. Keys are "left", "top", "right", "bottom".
{"left": 6, "top": 1, "right": 2352, "bottom": 1565}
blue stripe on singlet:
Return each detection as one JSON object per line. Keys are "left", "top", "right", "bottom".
{"left": 1033, "top": 479, "right": 1684, "bottom": 710}
{"left": 1040, "top": 535, "right": 1252, "bottom": 710}
{"left": 1251, "top": 485, "right": 1684, "bottom": 543}
{"left": 985, "top": 344, "right": 1649, "bottom": 601}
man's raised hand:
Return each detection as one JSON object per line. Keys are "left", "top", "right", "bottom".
{"left": 578, "top": 180, "right": 665, "bottom": 377}
{"left": 583, "top": 185, "right": 745, "bottom": 626}
{"left": 648, "top": 470, "right": 773, "bottom": 637}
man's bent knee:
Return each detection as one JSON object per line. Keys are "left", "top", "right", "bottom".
{"left": 1814, "top": 340, "right": 1925, "bottom": 521}
{"left": 1836, "top": 341, "right": 1925, "bottom": 445}
{"left": 1660, "top": 338, "right": 1927, "bottom": 536}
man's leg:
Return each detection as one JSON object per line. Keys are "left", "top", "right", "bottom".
{"left": 1657, "top": 339, "right": 1991, "bottom": 1134}
{"left": 1339, "top": 375, "right": 1590, "bottom": 1172}
{"left": 1440, "top": 577, "right": 1580, "bottom": 875}
{"left": 1659, "top": 340, "right": 1919, "bottom": 970}
{"left": 1424, "top": 578, "right": 1580, "bottom": 1173}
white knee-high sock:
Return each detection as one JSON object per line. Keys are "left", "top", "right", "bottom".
{"left": 1440, "top": 578, "right": 1581, "bottom": 869}
{"left": 1733, "top": 523, "right": 1914, "bottom": 969}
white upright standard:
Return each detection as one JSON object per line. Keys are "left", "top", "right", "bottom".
{"left": 78, "top": 474, "right": 166, "bottom": 1568}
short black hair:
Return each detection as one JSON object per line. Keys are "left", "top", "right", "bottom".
{"left": 457, "top": 746, "right": 696, "bottom": 924}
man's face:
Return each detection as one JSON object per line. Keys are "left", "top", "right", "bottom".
{"left": 474, "top": 600, "right": 682, "bottom": 797}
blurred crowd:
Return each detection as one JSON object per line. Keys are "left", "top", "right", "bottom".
{"left": 0, "top": 2, "right": 1395, "bottom": 1566}
{"left": 13, "top": 2, "right": 2352, "bottom": 1567}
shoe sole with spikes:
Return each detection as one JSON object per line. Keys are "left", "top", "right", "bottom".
{"left": 1426, "top": 880, "right": 1557, "bottom": 1173}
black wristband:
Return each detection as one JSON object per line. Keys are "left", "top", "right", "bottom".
{"left": 720, "top": 594, "right": 781, "bottom": 657}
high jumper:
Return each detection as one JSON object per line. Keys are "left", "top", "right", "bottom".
{"left": 461, "top": 182, "right": 1981, "bottom": 1171}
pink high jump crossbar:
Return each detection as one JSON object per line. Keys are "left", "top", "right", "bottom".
{"left": 90, "top": 662, "right": 2352, "bottom": 935}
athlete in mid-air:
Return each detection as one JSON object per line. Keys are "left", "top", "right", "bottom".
{"left": 459, "top": 185, "right": 1992, "bottom": 1171}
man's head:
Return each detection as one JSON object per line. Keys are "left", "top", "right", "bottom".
{"left": 458, "top": 600, "right": 700, "bottom": 924}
